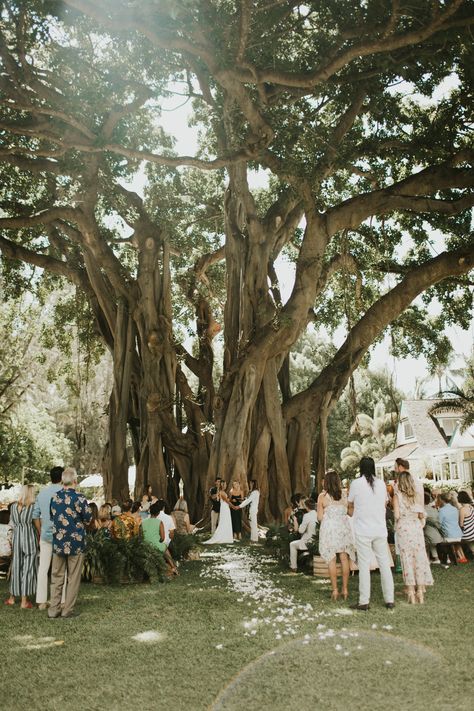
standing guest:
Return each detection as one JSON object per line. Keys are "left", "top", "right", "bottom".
{"left": 111, "top": 499, "right": 140, "bottom": 540}
{"left": 239, "top": 480, "right": 260, "bottom": 543}
{"left": 0, "top": 508, "right": 12, "bottom": 561}
{"left": 87, "top": 502, "right": 100, "bottom": 533}
{"left": 458, "top": 491, "right": 474, "bottom": 555}
{"left": 209, "top": 478, "right": 222, "bottom": 534}
{"left": 437, "top": 493, "right": 467, "bottom": 563}
{"left": 157, "top": 499, "right": 176, "bottom": 546}
{"left": 394, "top": 458, "right": 424, "bottom": 509}
{"left": 289, "top": 498, "right": 317, "bottom": 572}
{"left": 229, "top": 480, "right": 243, "bottom": 540}
{"left": 97, "top": 505, "right": 113, "bottom": 534}
{"left": 48, "top": 468, "right": 92, "bottom": 619}
{"left": 172, "top": 499, "right": 195, "bottom": 534}
{"left": 317, "top": 470, "right": 356, "bottom": 601}
{"left": 348, "top": 457, "right": 395, "bottom": 611}
{"left": 32, "top": 466, "right": 64, "bottom": 610}
{"left": 4, "top": 484, "right": 38, "bottom": 609}
{"left": 393, "top": 471, "right": 433, "bottom": 603}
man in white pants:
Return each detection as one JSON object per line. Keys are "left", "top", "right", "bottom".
{"left": 32, "top": 466, "right": 66, "bottom": 609}
{"left": 348, "top": 456, "right": 394, "bottom": 611}
{"left": 289, "top": 498, "right": 317, "bottom": 571}
{"left": 239, "top": 480, "right": 260, "bottom": 543}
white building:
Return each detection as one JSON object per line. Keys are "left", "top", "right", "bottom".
{"left": 376, "top": 400, "right": 474, "bottom": 483}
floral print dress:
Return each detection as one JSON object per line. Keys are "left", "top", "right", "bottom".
{"left": 319, "top": 494, "right": 356, "bottom": 564}
{"left": 395, "top": 490, "right": 433, "bottom": 587}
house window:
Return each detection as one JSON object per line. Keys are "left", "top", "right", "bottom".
{"left": 403, "top": 421, "right": 414, "bottom": 439}
{"left": 438, "top": 418, "right": 458, "bottom": 437}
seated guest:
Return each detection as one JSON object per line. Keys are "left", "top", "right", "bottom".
{"left": 111, "top": 504, "right": 121, "bottom": 519}
{"left": 87, "top": 502, "right": 100, "bottom": 533}
{"left": 285, "top": 494, "right": 304, "bottom": 532}
{"left": 143, "top": 502, "right": 178, "bottom": 575}
{"left": 289, "top": 498, "right": 317, "bottom": 573}
{"left": 131, "top": 501, "right": 143, "bottom": 528}
{"left": 0, "top": 508, "right": 12, "bottom": 577}
{"left": 111, "top": 499, "right": 140, "bottom": 540}
{"left": 458, "top": 491, "right": 474, "bottom": 556}
{"left": 156, "top": 499, "right": 176, "bottom": 546}
{"left": 98, "top": 505, "right": 113, "bottom": 534}
{"left": 437, "top": 493, "right": 467, "bottom": 563}
{"left": 423, "top": 491, "right": 443, "bottom": 563}
{"left": 172, "top": 498, "right": 195, "bottom": 534}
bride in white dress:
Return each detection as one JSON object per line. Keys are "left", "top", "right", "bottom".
{"left": 204, "top": 483, "right": 234, "bottom": 545}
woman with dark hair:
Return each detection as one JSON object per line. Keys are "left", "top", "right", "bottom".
{"left": 394, "top": 472, "right": 433, "bottom": 603}
{"left": 348, "top": 457, "right": 394, "bottom": 611}
{"left": 87, "top": 502, "right": 100, "bottom": 533}
{"left": 317, "top": 470, "right": 356, "bottom": 601}
{"left": 458, "top": 490, "right": 474, "bottom": 555}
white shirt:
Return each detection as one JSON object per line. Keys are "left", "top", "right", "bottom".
{"left": 348, "top": 477, "right": 388, "bottom": 539}
{"left": 239, "top": 489, "right": 260, "bottom": 514}
{"left": 298, "top": 510, "right": 317, "bottom": 544}
{"left": 158, "top": 511, "right": 175, "bottom": 546}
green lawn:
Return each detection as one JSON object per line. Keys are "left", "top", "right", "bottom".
{"left": 1, "top": 545, "right": 472, "bottom": 711}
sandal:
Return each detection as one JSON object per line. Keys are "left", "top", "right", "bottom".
{"left": 331, "top": 590, "right": 340, "bottom": 602}
{"left": 21, "top": 601, "right": 34, "bottom": 609}
{"left": 4, "top": 598, "right": 15, "bottom": 606}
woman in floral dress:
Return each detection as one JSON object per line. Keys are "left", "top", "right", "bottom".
{"left": 317, "top": 469, "right": 356, "bottom": 601}
{"left": 394, "top": 472, "right": 433, "bottom": 603}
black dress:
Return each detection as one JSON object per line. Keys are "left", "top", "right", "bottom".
{"left": 230, "top": 494, "right": 242, "bottom": 534}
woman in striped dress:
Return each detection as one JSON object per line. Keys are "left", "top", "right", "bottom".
{"left": 4, "top": 485, "right": 39, "bottom": 609}
{"left": 459, "top": 491, "right": 474, "bottom": 555}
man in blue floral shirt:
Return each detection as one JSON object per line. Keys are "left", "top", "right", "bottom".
{"left": 48, "top": 467, "right": 92, "bottom": 619}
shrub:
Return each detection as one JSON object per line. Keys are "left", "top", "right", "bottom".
{"left": 169, "top": 533, "right": 196, "bottom": 561}
{"left": 83, "top": 530, "right": 166, "bottom": 584}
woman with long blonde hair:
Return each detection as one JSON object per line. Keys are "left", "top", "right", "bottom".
{"left": 5, "top": 484, "right": 39, "bottom": 609}
{"left": 394, "top": 471, "right": 433, "bottom": 603}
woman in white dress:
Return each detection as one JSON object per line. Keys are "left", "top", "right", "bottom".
{"left": 317, "top": 469, "right": 356, "bottom": 601}
{"left": 204, "top": 481, "right": 234, "bottom": 545}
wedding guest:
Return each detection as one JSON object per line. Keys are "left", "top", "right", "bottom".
{"left": 229, "top": 480, "right": 243, "bottom": 540}
{"left": 131, "top": 501, "right": 143, "bottom": 528}
{"left": 394, "top": 458, "right": 424, "bottom": 510}
{"left": 87, "top": 502, "right": 100, "bottom": 533}
{"left": 157, "top": 499, "right": 176, "bottom": 546}
{"left": 143, "top": 501, "right": 177, "bottom": 575}
{"left": 348, "top": 457, "right": 395, "bottom": 611}
{"left": 317, "top": 470, "right": 356, "bottom": 601}
{"left": 4, "top": 484, "right": 38, "bottom": 609}
{"left": 32, "top": 465, "right": 64, "bottom": 610}
{"left": 437, "top": 493, "right": 467, "bottom": 563}
{"left": 239, "top": 480, "right": 260, "bottom": 543}
{"left": 98, "top": 505, "right": 113, "bottom": 534}
{"left": 285, "top": 494, "right": 302, "bottom": 532}
{"left": 423, "top": 491, "right": 443, "bottom": 563}
{"left": 458, "top": 491, "right": 474, "bottom": 555}
{"left": 289, "top": 498, "right": 317, "bottom": 572}
{"left": 48, "top": 468, "right": 92, "bottom": 619}
{"left": 111, "top": 499, "right": 140, "bottom": 540}
{"left": 393, "top": 471, "right": 433, "bottom": 603}
{"left": 172, "top": 498, "right": 195, "bottom": 535}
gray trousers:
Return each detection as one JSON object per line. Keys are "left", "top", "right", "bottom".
{"left": 48, "top": 553, "right": 83, "bottom": 618}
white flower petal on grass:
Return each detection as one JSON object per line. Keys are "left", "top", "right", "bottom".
{"left": 216, "top": 644, "right": 224, "bottom": 650}
{"left": 335, "top": 644, "right": 342, "bottom": 651}
{"left": 385, "top": 660, "right": 392, "bottom": 665}
{"left": 132, "top": 631, "right": 163, "bottom": 643}
{"left": 371, "top": 624, "right": 378, "bottom": 629}
{"left": 382, "top": 625, "right": 393, "bottom": 630}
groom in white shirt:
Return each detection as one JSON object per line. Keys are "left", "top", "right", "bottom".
{"left": 239, "top": 480, "right": 260, "bottom": 543}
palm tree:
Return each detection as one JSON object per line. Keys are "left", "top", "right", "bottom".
{"left": 429, "top": 358, "right": 474, "bottom": 433}
{"left": 340, "top": 401, "right": 397, "bottom": 474}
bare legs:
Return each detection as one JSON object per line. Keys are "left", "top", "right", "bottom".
{"left": 328, "top": 552, "right": 350, "bottom": 600}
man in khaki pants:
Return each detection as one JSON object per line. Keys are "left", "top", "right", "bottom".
{"left": 48, "top": 468, "right": 92, "bottom": 619}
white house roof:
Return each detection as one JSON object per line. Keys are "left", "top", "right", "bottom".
{"left": 401, "top": 400, "right": 448, "bottom": 451}
{"left": 377, "top": 443, "right": 422, "bottom": 466}
{"left": 450, "top": 424, "right": 474, "bottom": 449}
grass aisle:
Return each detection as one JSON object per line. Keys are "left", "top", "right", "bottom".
{"left": 1, "top": 546, "right": 472, "bottom": 711}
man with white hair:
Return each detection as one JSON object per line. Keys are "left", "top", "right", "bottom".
{"left": 48, "top": 467, "right": 92, "bottom": 619}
